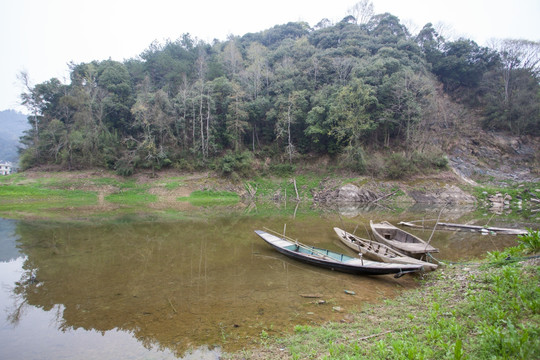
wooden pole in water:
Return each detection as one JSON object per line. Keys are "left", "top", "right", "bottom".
{"left": 425, "top": 205, "right": 446, "bottom": 252}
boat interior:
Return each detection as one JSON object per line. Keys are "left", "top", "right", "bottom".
{"left": 284, "top": 244, "right": 354, "bottom": 262}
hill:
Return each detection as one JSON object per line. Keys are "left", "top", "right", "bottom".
{"left": 15, "top": 9, "right": 540, "bottom": 180}
{"left": 0, "top": 109, "right": 29, "bottom": 164}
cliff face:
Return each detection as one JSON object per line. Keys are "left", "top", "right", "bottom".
{"left": 448, "top": 132, "right": 539, "bottom": 186}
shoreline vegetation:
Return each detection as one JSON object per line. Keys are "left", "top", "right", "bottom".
{"left": 1, "top": 169, "right": 539, "bottom": 359}
{"left": 0, "top": 169, "right": 539, "bottom": 222}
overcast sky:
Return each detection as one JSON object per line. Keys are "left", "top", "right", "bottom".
{"left": 1, "top": 0, "right": 539, "bottom": 112}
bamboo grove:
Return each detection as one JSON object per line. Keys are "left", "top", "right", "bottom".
{"left": 19, "top": 11, "right": 540, "bottom": 176}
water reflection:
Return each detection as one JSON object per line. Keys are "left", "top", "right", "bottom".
{"left": 1, "top": 205, "right": 522, "bottom": 358}
{"left": 0, "top": 218, "right": 22, "bottom": 261}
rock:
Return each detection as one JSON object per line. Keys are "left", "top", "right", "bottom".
{"left": 314, "top": 183, "right": 380, "bottom": 203}
{"left": 340, "top": 314, "right": 355, "bottom": 323}
{"left": 408, "top": 184, "right": 476, "bottom": 204}
{"left": 337, "top": 184, "right": 378, "bottom": 202}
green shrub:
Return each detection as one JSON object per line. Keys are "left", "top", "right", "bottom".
{"left": 411, "top": 151, "right": 449, "bottom": 171}
{"left": 344, "top": 146, "right": 366, "bottom": 173}
{"left": 517, "top": 229, "right": 540, "bottom": 254}
{"left": 217, "top": 151, "right": 254, "bottom": 178}
{"left": 269, "top": 163, "right": 296, "bottom": 176}
{"left": 385, "top": 153, "right": 414, "bottom": 180}
{"left": 114, "top": 157, "right": 135, "bottom": 177}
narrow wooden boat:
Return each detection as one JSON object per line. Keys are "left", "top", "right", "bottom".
{"left": 370, "top": 220, "right": 439, "bottom": 259}
{"left": 255, "top": 229, "right": 423, "bottom": 276}
{"left": 398, "top": 221, "right": 528, "bottom": 235}
{"left": 333, "top": 227, "right": 438, "bottom": 271}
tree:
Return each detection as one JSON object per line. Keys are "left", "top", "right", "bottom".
{"left": 482, "top": 39, "right": 540, "bottom": 135}
{"left": 130, "top": 78, "right": 175, "bottom": 175}
{"left": 332, "top": 56, "right": 355, "bottom": 84}
{"left": 328, "top": 79, "right": 378, "bottom": 162}
{"left": 367, "top": 13, "right": 409, "bottom": 42}
{"left": 226, "top": 82, "right": 249, "bottom": 151}
{"left": 378, "top": 69, "right": 434, "bottom": 147}
{"left": 222, "top": 38, "right": 244, "bottom": 79}
{"left": 96, "top": 60, "right": 135, "bottom": 133}
{"left": 416, "top": 23, "right": 444, "bottom": 66}
{"left": 195, "top": 48, "right": 211, "bottom": 159}
{"left": 243, "top": 42, "right": 269, "bottom": 99}
{"left": 490, "top": 39, "right": 540, "bottom": 103}
{"left": 19, "top": 74, "right": 68, "bottom": 168}
{"left": 432, "top": 39, "right": 498, "bottom": 94}
{"left": 172, "top": 74, "right": 192, "bottom": 152}
{"left": 347, "top": 0, "right": 374, "bottom": 25}
{"left": 275, "top": 92, "right": 305, "bottom": 163}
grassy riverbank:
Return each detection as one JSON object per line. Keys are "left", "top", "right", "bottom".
{"left": 0, "top": 170, "right": 539, "bottom": 223}
{"left": 226, "top": 236, "right": 540, "bottom": 360}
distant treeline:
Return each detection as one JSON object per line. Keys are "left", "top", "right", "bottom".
{"left": 19, "top": 7, "right": 540, "bottom": 176}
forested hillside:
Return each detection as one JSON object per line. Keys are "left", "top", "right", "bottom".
{"left": 18, "top": 6, "right": 540, "bottom": 178}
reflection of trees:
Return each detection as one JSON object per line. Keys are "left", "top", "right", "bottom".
{"left": 7, "top": 273, "right": 30, "bottom": 326}
{"left": 0, "top": 218, "right": 22, "bottom": 262}
{"left": 9, "top": 215, "right": 428, "bottom": 356}
{"left": 10, "top": 219, "right": 278, "bottom": 356}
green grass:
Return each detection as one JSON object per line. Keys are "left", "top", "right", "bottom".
{"left": 89, "top": 177, "right": 136, "bottom": 188}
{"left": 178, "top": 190, "right": 239, "bottom": 206}
{"left": 160, "top": 177, "right": 186, "bottom": 190}
{"left": 104, "top": 188, "right": 157, "bottom": 204}
{"left": 0, "top": 173, "right": 151, "bottom": 217}
{"left": 245, "top": 174, "right": 331, "bottom": 201}
{"left": 0, "top": 184, "right": 97, "bottom": 213}
{"left": 473, "top": 182, "right": 540, "bottom": 205}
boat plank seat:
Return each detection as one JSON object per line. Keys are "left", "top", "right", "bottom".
{"left": 384, "top": 240, "right": 436, "bottom": 254}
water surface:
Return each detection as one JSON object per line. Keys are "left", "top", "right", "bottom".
{"left": 0, "top": 205, "right": 521, "bottom": 358}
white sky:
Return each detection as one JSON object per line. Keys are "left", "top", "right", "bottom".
{"left": 1, "top": 0, "right": 539, "bottom": 112}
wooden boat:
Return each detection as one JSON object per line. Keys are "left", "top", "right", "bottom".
{"left": 370, "top": 220, "right": 439, "bottom": 259}
{"left": 333, "top": 227, "right": 438, "bottom": 271}
{"left": 255, "top": 229, "right": 423, "bottom": 276}
{"left": 398, "top": 221, "right": 528, "bottom": 235}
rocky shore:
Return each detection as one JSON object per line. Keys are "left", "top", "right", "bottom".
{"left": 311, "top": 174, "right": 477, "bottom": 205}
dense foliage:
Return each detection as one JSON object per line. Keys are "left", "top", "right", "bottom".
{"left": 19, "top": 6, "right": 540, "bottom": 176}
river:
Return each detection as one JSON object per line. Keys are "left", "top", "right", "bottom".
{"left": 0, "top": 204, "right": 519, "bottom": 359}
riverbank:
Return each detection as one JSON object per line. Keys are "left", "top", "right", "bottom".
{"left": 1, "top": 169, "right": 539, "bottom": 223}
{"left": 225, "top": 240, "right": 540, "bottom": 359}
